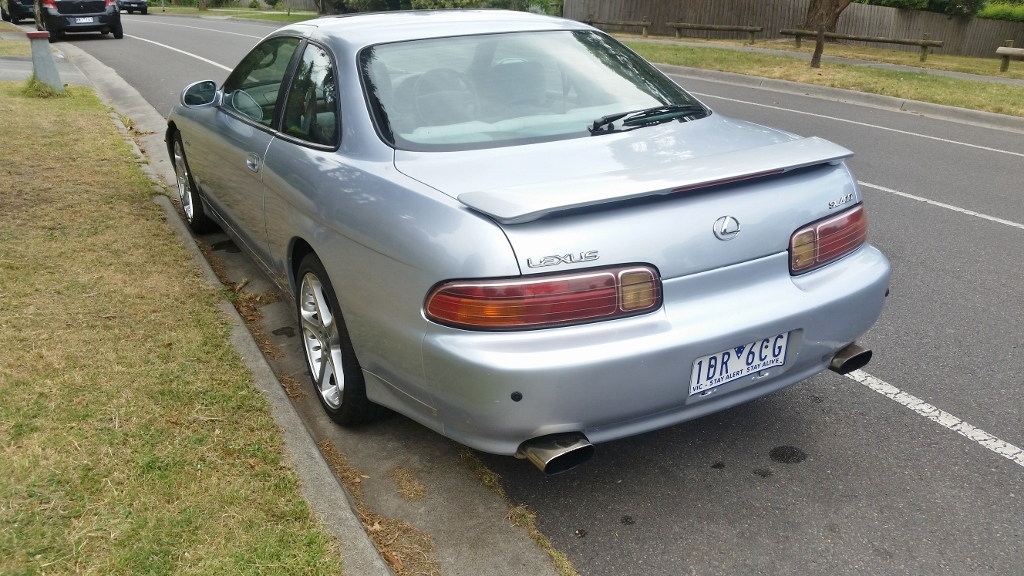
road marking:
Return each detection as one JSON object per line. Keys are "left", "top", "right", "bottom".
{"left": 123, "top": 19, "right": 264, "bottom": 39}
{"left": 689, "top": 91, "right": 1024, "bottom": 159}
{"left": 847, "top": 370, "right": 1024, "bottom": 468}
{"left": 858, "top": 181, "right": 1024, "bottom": 231}
{"left": 125, "top": 35, "right": 232, "bottom": 71}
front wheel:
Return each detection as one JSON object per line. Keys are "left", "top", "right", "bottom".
{"left": 171, "top": 131, "right": 216, "bottom": 233}
{"left": 111, "top": 19, "right": 123, "bottom": 39}
{"left": 296, "top": 254, "right": 384, "bottom": 426}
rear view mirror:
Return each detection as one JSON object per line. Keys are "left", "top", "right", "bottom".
{"left": 181, "top": 80, "right": 219, "bottom": 107}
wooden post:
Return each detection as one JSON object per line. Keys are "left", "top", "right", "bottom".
{"left": 795, "top": 33, "right": 801, "bottom": 49}
{"left": 642, "top": 18, "right": 649, "bottom": 38}
{"left": 1001, "top": 40, "right": 1014, "bottom": 72}
{"left": 674, "top": 27, "right": 680, "bottom": 39}
{"left": 748, "top": 23, "right": 756, "bottom": 44}
{"left": 920, "top": 33, "right": 930, "bottom": 62}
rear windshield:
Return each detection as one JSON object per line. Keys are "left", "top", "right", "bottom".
{"left": 359, "top": 30, "right": 705, "bottom": 152}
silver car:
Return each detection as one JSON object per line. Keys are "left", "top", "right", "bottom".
{"left": 166, "top": 10, "right": 889, "bottom": 474}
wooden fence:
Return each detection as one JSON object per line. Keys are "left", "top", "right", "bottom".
{"left": 564, "top": 0, "right": 1024, "bottom": 58}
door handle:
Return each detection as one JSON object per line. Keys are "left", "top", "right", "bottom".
{"left": 245, "top": 153, "right": 260, "bottom": 172}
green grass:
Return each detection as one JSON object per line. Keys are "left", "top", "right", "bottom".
{"left": 625, "top": 41, "right": 1024, "bottom": 118}
{"left": 0, "top": 81, "right": 343, "bottom": 574}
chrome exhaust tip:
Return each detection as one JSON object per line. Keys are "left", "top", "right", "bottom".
{"left": 829, "top": 343, "right": 872, "bottom": 375}
{"left": 517, "top": 432, "right": 594, "bottom": 475}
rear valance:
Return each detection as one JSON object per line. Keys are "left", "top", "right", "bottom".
{"left": 458, "top": 137, "right": 853, "bottom": 224}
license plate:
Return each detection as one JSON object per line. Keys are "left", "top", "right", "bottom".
{"left": 75, "top": 17, "right": 94, "bottom": 23}
{"left": 689, "top": 332, "right": 790, "bottom": 396}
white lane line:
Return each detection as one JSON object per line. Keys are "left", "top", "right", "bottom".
{"left": 124, "top": 19, "right": 264, "bottom": 39}
{"left": 847, "top": 370, "right": 1024, "bottom": 468}
{"left": 858, "top": 181, "right": 1024, "bottom": 231}
{"left": 689, "top": 91, "right": 1024, "bottom": 159}
{"left": 125, "top": 35, "right": 233, "bottom": 71}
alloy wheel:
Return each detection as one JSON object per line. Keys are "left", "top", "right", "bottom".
{"left": 172, "top": 138, "right": 195, "bottom": 221}
{"left": 299, "top": 271, "right": 345, "bottom": 409}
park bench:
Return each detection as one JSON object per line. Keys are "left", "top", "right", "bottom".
{"left": 996, "top": 42, "right": 1024, "bottom": 72}
{"left": 780, "top": 29, "right": 943, "bottom": 62}
{"left": 666, "top": 22, "right": 762, "bottom": 44}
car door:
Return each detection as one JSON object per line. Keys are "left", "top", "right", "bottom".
{"left": 190, "top": 36, "right": 301, "bottom": 266}
{"left": 263, "top": 40, "right": 340, "bottom": 286}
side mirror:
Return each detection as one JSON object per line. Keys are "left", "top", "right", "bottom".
{"left": 181, "top": 80, "right": 219, "bottom": 108}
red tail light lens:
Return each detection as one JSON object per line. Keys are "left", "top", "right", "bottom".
{"left": 425, "top": 266, "right": 662, "bottom": 330}
{"left": 105, "top": 0, "right": 116, "bottom": 7}
{"left": 42, "top": 0, "right": 57, "bottom": 8}
{"left": 790, "top": 204, "right": 867, "bottom": 274}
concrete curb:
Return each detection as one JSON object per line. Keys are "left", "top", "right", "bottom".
{"left": 54, "top": 41, "right": 392, "bottom": 576}
{"left": 656, "top": 63, "right": 1024, "bottom": 135}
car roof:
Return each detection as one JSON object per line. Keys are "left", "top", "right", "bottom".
{"left": 278, "top": 10, "right": 592, "bottom": 48}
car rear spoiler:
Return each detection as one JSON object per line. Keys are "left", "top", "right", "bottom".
{"left": 457, "top": 137, "right": 853, "bottom": 224}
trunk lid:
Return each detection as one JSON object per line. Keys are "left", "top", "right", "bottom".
{"left": 394, "top": 115, "right": 860, "bottom": 279}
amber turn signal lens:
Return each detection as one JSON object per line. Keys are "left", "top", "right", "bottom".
{"left": 619, "top": 269, "right": 658, "bottom": 311}
{"left": 789, "top": 204, "right": 867, "bottom": 274}
{"left": 426, "top": 265, "right": 662, "bottom": 330}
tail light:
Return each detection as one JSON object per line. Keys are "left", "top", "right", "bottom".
{"left": 42, "top": 0, "right": 56, "bottom": 8}
{"left": 105, "top": 0, "right": 116, "bottom": 7}
{"left": 425, "top": 265, "right": 662, "bottom": 330}
{"left": 790, "top": 204, "right": 867, "bottom": 274}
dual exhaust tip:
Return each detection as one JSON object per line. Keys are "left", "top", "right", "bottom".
{"left": 518, "top": 343, "right": 872, "bottom": 474}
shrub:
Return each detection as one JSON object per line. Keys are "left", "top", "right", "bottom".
{"left": 979, "top": 1, "right": 1024, "bottom": 21}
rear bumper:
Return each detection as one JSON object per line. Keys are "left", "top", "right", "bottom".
{"left": 43, "top": 8, "right": 118, "bottom": 33}
{"left": 421, "top": 246, "right": 890, "bottom": 455}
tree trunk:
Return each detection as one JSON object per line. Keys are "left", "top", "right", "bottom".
{"left": 810, "top": 26, "right": 825, "bottom": 68}
{"left": 198, "top": 0, "right": 206, "bottom": 10}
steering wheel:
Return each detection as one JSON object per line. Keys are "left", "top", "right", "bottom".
{"left": 413, "top": 68, "right": 478, "bottom": 126}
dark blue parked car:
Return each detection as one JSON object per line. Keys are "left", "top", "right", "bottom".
{"left": 1, "top": 0, "right": 35, "bottom": 25}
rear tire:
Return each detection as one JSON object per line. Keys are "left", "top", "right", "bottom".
{"left": 141, "top": 6, "right": 147, "bottom": 14}
{"left": 296, "top": 254, "right": 385, "bottom": 426}
{"left": 171, "top": 131, "right": 216, "bottom": 233}
{"left": 111, "top": 20, "right": 123, "bottom": 39}
{"left": 1, "top": 8, "right": 9, "bottom": 22}
{"left": 10, "top": 13, "right": 19, "bottom": 25}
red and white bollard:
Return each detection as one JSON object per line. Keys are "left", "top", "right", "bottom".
{"left": 26, "top": 31, "right": 64, "bottom": 94}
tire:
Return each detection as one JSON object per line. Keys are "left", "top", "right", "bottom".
{"left": 126, "top": 8, "right": 132, "bottom": 13}
{"left": 296, "top": 254, "right": 384, "bottom": 426}
{"left": 10, "top": 13, "right": 19, "bottom": 25}
{"left": 141, "top": 6, "right": 147, "bottom": 14}
{"left": 171, "top": 131, "right": 216, "bottom": 233}
{"left": 1, "top": 8, "right": 9, "bottom": 22}
{"left": 111, "top": 19, "right": 123, "bottom": 39}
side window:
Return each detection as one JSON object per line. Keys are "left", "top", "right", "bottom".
{"left": 222, "top": 37, "right": 301, "bottom": 126}
{"left": 281, "top": 43, "right": 339, "bottom": 147}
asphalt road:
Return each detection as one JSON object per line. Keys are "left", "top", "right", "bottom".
{"left": 48, "top": 15, "right": 1024, "bottom": 575}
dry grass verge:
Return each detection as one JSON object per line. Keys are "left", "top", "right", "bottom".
{"left": 0, "top": 80, "right": 341, "bottom": 574}
{"left": 625, "top": 40, "right": 1024, "bottom": 118}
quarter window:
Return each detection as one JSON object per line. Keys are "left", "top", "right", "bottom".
{"left": 223, "top": 36, "right": 301, "bottom": 126}
{"left": 282, "top": 43, "right": 339, "bottom": 147}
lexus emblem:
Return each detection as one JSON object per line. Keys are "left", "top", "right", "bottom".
{"left": 713, "top": 216, "right": 741, "bottom": 241}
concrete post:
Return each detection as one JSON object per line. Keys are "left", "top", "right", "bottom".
{"left": 27, "top": 31, "right": 64, "bottom": 93}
